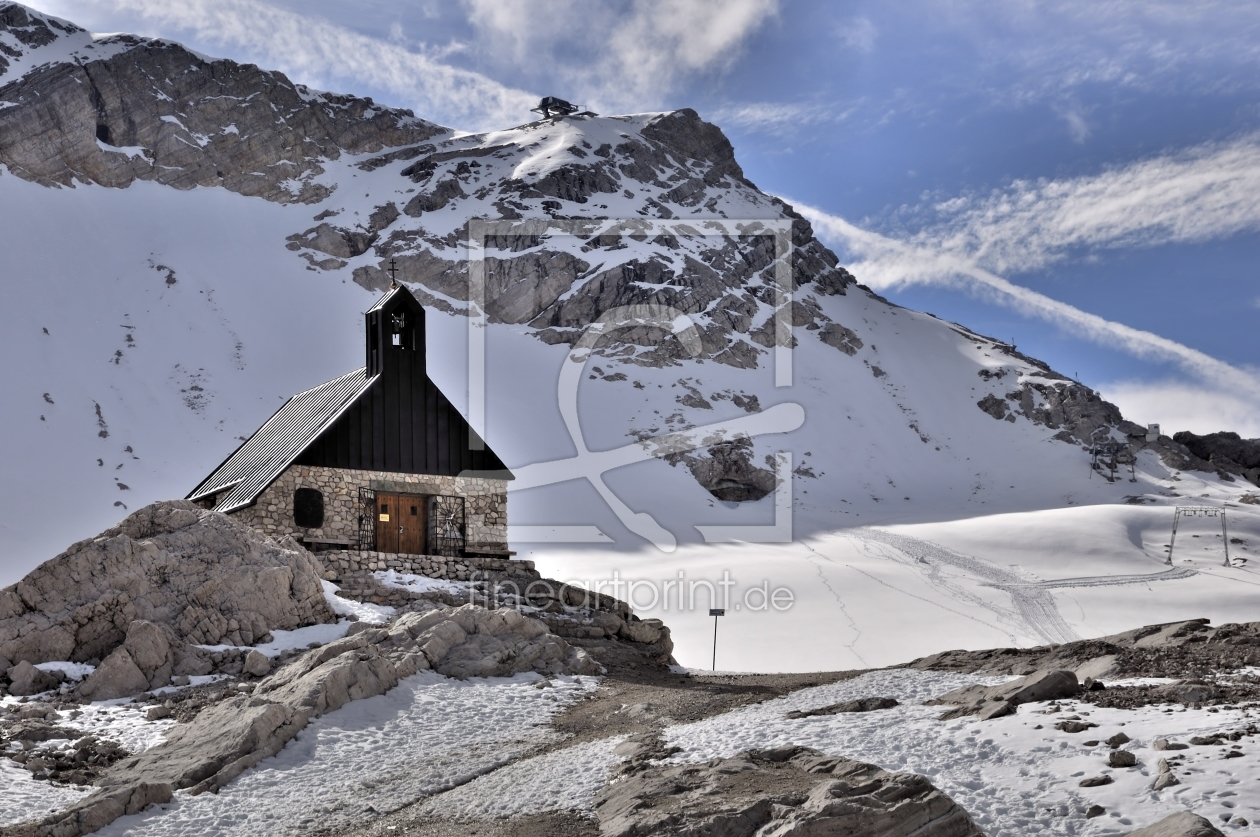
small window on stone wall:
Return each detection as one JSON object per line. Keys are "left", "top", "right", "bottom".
{"left": 294, "top": 488, "right": 324, "bottom": 528}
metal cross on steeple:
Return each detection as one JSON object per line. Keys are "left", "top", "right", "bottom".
{"left": 387, "top": 258, "right": 399, "bottom": 289}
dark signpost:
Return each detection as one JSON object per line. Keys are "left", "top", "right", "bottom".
{"left": 709, "top": 608, "right": 725, "bottom": 671}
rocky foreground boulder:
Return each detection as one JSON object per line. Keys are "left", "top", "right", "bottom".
{"left": 1124, "top": 811, "right": 1225, "bottom": 836}
{"left": 0, "top": 500, "right": 335, "bottom": 692}
{"left": 932, "top": 669, "right": 1083, "bottom": 720}
{"left": 596, "top": 743, "right": 982, "bottom": 837}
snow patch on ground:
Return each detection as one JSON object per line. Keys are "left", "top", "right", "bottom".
{"left": 0, "top": 758, "right": 89, "bottom": 828}
{"left": 0, "top": 700, "right": 180, "bottom": 828}
{"left": 196, "top": 620, "right": 354, "bottom": 658}
{"left": 60, "top": 701, "right": 178, "bottom": 755}
{"left": 34, "top": 661, "right": 94, "bottom": 681}
{"left": 374, "top": 570, "right": 471, "bottom": 598}
{"left": 90, "top": 673, "right": 599, "bottom": 837}
{"left": 322, "top": 579, "right": 395, "bottom": 623}
{"left": 420, "top": 736, "right": 625, "bottom": 820}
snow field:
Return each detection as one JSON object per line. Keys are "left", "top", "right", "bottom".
{"left": 90, "top": 673, "right": 599, "bottom": 837}
{"left": 533, "top": 501, "right": 1260, "bottom": 673}
{"left": 662, "top": 669, "right": 1260, "bottom": 836}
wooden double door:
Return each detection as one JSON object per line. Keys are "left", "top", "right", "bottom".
{"left": 374, "top": 492, "right": 428, "bottom": 555}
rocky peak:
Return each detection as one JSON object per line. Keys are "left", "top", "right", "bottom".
{"left": 276, "top": 108, "right": 857, "bottom": 372}
{"left": 0, "top": 3, "right": 443, "bottom": 202}
{"left": 639, "top": 107, "right": 748, "bottom": 184}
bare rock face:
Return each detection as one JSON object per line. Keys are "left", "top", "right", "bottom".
{"left": 595, "top": 745, "right": 983, "bottom": 837}
{"left": 0, "top": 4, "right": 442, "bottom": 203}
{"left": 1174, "top": 431, "right": 1260, "bottom": 485}
{"left": 0, "top": 500, "right": 335, "bottom": 669}
{"left": 385, "top": 603, "right": 601, "bottom": 679}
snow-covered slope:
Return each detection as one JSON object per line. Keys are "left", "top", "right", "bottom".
{"left": 2, "top": 3, "right": 1256, "bottom": 670}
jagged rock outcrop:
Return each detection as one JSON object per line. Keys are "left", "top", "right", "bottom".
{"left": 0, "top": 4, "right": 441, "bottom": 202}
{"left": 671, "top": 437, "right": 778, "bottom": 502}
{"left": 77, "top": 620, "right": 209, "bottom": 701}
{"left": 968, "top": 355, "right": 1243, "bottom": 482}
{"left": 595, "top": 744, "right": 983, "bottom": 837}
{"left": 0, "top": 501, "right": 335, "bottom": 679}
{"left": 1174, "top": 431, "right": 1260, "bottom": 485}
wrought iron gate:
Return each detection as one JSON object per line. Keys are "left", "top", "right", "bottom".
{"left": 357, "top": 487, "right": 377, "bottom": 552}
{"left": 427, "top": 495, "right": 465, "bottom": 557}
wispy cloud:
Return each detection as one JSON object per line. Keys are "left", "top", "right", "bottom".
{"left": 836, "top": 16, "right": 876, "bottom": 53}
{"left": 1053, "top": 99, "right": 1092, "bottom": 144}
{"left": 710, "top": 101, "right": 847, "bottom": 135}
{"left": 897, "top": 134, "right": 1260, "bottom": 277}
{"left": 932, "top": 0, "right": 1260, "bottom": 103}
{"left": 1099, "top": 380, "right": 1260, "bottom": 438}
{"left": 462, "top": 0, "right": 779, "bottom": 114}
{"left": 794, "top": 201, "right": 1260, "bottom": 407}
{"left": 58, "top": 0, "right": 537, "bottom": 130}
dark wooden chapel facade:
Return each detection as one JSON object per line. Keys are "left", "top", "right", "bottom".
{"left": 187, "top": 285, "right": 512, "bottom": 557}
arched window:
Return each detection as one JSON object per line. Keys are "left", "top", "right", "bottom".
{"left": 293, "top": 488, "right": 324, "bottom": 528}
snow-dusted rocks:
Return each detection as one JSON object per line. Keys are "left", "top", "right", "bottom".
{"left": 910, "top": 618, "right": 1260, "bottom": 684}
{"left": 0, "top": 501, "right": 335, "bottom": 682}
{"left": 595, "top": 744, "right": 983, "bottom": 837}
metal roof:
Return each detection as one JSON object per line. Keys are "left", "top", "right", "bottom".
{"left": 366, "top": 285, "right": 406, "bottom": 313}
{"left": 187, "top": 368, "right": 377, "bottom": 513}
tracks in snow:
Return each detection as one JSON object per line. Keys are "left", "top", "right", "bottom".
{"left": 849, "top": 528, "right": 1081, "bottom": 646}
{"left": 1026, "top": 567, "right": 1198, "bottom": 589}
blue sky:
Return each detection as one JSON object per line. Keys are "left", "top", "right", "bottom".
{"left": 37, "top": 0, "right": 1260, "bottom": 436}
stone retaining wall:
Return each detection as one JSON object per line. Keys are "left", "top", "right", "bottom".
{"left": 319, "top": 549, "right": 537, "bottom": 583}
{"left": 229, "top": 464, "right": 509, "bottom": 552}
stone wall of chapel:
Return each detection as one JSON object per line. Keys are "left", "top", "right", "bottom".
{"left": 229, "top": 464, "right": 509, "bottom": 553}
